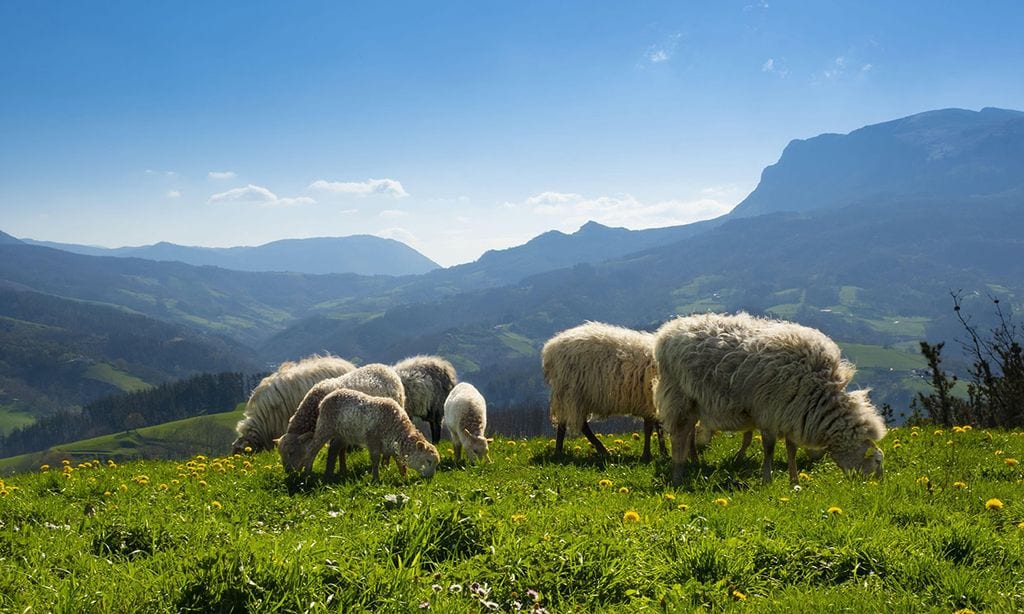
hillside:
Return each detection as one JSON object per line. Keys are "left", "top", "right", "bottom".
{"left": 22, "top": 235, "right": 441, "bottom": 276}
{"left": 731, "top": 107, "right": 1024, "bottom": 218}
{"left": 0, "top": 286, "right": 258, "bottom": 419}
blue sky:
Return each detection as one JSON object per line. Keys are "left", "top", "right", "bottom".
{"left": 2, "top": 2, "right": 1023, "bottom": 265}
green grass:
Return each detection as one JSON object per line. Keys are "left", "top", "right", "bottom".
{"left": 1, "top": 427, "right": 1022, "bottom": 611}
{"left": 838, "top": 343, "right": 928, "bottom": 370}
{"left": 0, "top": 407, "right": 245, "bottom": 475}
{"left": 83, "top": 363, "right": 153, "bottom": 393}
{"left": 0, "top": 408, "right": 35, "bottom": 437}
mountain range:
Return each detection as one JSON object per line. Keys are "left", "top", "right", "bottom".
{"left": 2, "top": 106, "right": 1022, "bottom": 454}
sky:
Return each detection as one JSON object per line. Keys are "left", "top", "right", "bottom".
{"left": 2, "top": 2, "right": 1023, "bottom": 266}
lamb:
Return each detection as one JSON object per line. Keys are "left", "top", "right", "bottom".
{"left": 298, "top": 388, "right": 440, "bottom": 481}
{"left": 541, "top": 321, "right": 667, "bottom": 461}
{"left": 443, "top": 382, "right": 490, "bottom": 462}
{"left": 393, "top": 355, "right": 458, "bottom": 444}
{"left": 277, "top": 363, "right": 406, "bottom": 476}
{"left": 654, "top": 312, "right": 886, "bottom": 485}
{"left": 232, "top": 354, "right": 356, "bottom": 454}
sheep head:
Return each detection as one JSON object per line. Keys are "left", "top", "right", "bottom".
{"left": 277, "top": 432, "right": 315, "bottom": 474}
{"left": 463, "top": 428, "right": 490, "bottom": 462}
{"left": 408, "top": 439, "right": 440, "bottom": 479}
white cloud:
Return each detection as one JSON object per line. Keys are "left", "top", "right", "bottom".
{"left": 166, "top": 190, "right": 182, "bottom": 199}
{"left": 379, "top": 209, "right": 406, "bottom": 218}
{"left": 309, "top": 178, "right": 409, "bottom": 198}
{"left": 376, "top": 227, "right": 420, "bottom": 248}
{"left": 645, "top": 33, "right": 682, "bottom": 65}
{"left": 208, "top": 171, "right": 237, "bottom": 180}
{"left": 145, "top": 169, "right": 177, "bottom": 177}
{"left": 207, "top": 184, "right": 315, "bottom": 207}
{"left": 523, "top": 190, "right": 736, "bottom": 230}
{"left": 762, "top": 58, "right": 775, "bottom": 72}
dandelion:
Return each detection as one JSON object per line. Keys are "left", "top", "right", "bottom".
{"left": 62, "top": 459, "right": 70, "bottom": 465}
{"left": 40, "top": 464, "right": 50, "bottom": 472}
{"left": 963, "top": 425, "right": 973, "bottom": 431}
{"left": 623, "top": 510, "right": 641, "bottom": 523}
{"left": 732, "top": 590, "right": 747, "bottom": 601}
{"left": 952, "top": 426, "right": 965, "bottom": 434}
{"left": 995, "top": 450, "right": 1004, "bottom": 456}
{"left": 632, "top": 432, "right": 640, "bottom": 440}
{"left": 910, "top": 431, "right": 920, "bottom": 437}
{"left": 663, "top": 493, "right": 676, "bottom": 501}
{"left": 1017, "top": 522, "right": 1024, "bottom": 530}
{"left": 119, "top": 483, "right": 128, "bottom": 492}
{"left": 779, "top": 497, "right": 790, "bottom": 503}
{"left": 211, "top": 501, "right": 223, "bottom": 509}
{"left": 614, "top": 439, "right": 625, "bottom": 446}
{"left": 677, "top": 503, "right": 689, "bottom": 511}
{"left": 598, "top": 479, "right": 613, "bottom": 488}
{"left": 107, "top": 460, "right": 117, "bottom": 468}
{"left": 511, "top": 514, "right": 527, "bottom": 523}
{"left": 244, "top": 446, "right": 253, "bottom": 453}
{"left": 954, "top": 609, "right": 976, "bottom": 614}
{"left": 953, "top": 481, "right": 968, "bottom": 489}
{"left": 934, "top": 429, "right": 944, "bottom": 436}
{"left": 714, "top": 498, "right": 729, "bottom": 507}
{"left": 827, "top": 506, "right": 843, "bottom": 515}
{"left": 1005, "top": 458, "right": 1019, "bottom": 467}
{"left": 892, "top": 442, "right": 902, "bottom": 450}
{"left": 798, "top": 472, "right": 811, "bottom": 482}
{"left": 507, "top": 440, "right": 517, "bottom": 447}
{"left": 985, "top": 498, "right": 1004, "bottom": 511}
{"left": 159, "top": 483, "right": 169, "bottom": 491}
{"left": 618, "top": 487, "right": 630, "bottom": 494}
{"left": 198, "top": 480, "right": 208, "bottom": 487}
{"left": 103, "top": 491, "right": 112, "bottom": 497}
{"left": 916, "top": 476, "right": 930, "bottom": 487}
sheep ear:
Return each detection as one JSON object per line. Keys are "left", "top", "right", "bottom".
{"left": 863, "top": 441, "right": 881, "bottom": 458}
{"left": 416, "top": 440, "right": 427, "bottom": 451}
{"left": 272, "top": 437, "right": 281, "bottom": 445}
{"left": 463, "top": 428, "right": 473, "bottom": 438}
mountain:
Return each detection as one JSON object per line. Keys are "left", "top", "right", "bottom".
{"left": 0, "top": 231, "right": 22, "bottom": 245}
{"left": 731, "top": 107, "right": 1024, "bottom": 218}
{"left": 0, "top": 285, "right": 259, "bottom": 418}
{"left": 20, "top": 235, "right": 441, "bottom": 276}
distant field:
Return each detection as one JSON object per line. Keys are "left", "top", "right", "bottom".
{"left": 0, "top": 408, "right": 35, "bottom": 437}
{"left": 837, "top": 343, "right": 927, "bottom": 370}
{"left": 0, "top": 406, "right": 244, "bottom": 475}
{"left": 83, "top": 363, "right": 153, "bottom": 393}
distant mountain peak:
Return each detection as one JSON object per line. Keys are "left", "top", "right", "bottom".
{"left": 0, "top": 230, "right": 23, "bottom": 245}
{"left": 576, "top": 220, "right": 612, "bottom": 233}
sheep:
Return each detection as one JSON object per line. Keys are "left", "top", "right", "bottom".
{"left": 393, "top": 355, "right": 458, "bottom": 444}
{"left": 654, "top": 312, "right": 886, "bottom": 485}
{"left": 297, "top": 388, "right": 440, "bottom": 481}
{"left": 232, "top": 354, "right": 356, "bottom": 454}
{"left": 277, "top": 363, "right": 406, "bottom": 476}
{"left": 443, "top": 382, "right": 490, "bottom": 462}
{"left": 541, "top": 321, "right": 667, "bottom": 461}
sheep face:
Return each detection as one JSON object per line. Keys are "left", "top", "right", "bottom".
{"left": 408, "top": 440, "right": 440, "bottom": 478}
{"left": 830, "top": 440, "right": 884, "bottom": 479}
{"left": 463, "top": 430, "right": 490, "bottom": 462}
{"left": 277, "top": 432, "right": 315, "bottom": 474}
{"left": 231, "top": 435, "right": 259, "bottom": 455}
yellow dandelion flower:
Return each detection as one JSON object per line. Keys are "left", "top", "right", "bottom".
{"left": 195, "top": 454, "right": 207, "bottom": 461}
{"left": 779, "top": 497, "right": 790, "bottom": 503}
{"left": 732, "top": 590, "right": 747, "bottom": 601}
{"left": 103, "top": 491, "right": 112, "bottom": 497}
{"left": 933, "top": 429, "right": 944, "bottom": 436}
{"left": 171, "top": 479, "right": 180, "bottom": 485}
{"left": 910, "top": 431, "right": 920, "bottom": 437}
{"left": 953, "top": 609, "right": 976, "bottom": 614}
{"left": 892, "top": 442, "right": 902, "bottom": 450}
{"left": 158, "top": 483, "right": 169, "bottom": 491}
{"left": 798, "top": 472, "right": 811, "bottom": 482}
{"left": 622, "top": 510, "right": 641, "bottom": 523}
{"left": 1005, "top": 458, "right": 1019, "bottom": 467}
{"left": 714, "top": 498, "right": 729, "bottom": 507}
{"left": 677, "top": 503, "right": 689, "bottom": 511}
{"left": 1017, "top": 522, "right": 1024, "bottom": 530}
{"left": 947, "top": 440, "right": 954, "bottom": 446}
{"left": 598, "top": 479, "right": 613, "bottom": 488}
{"left": 511, "top": 514, "right": 527, "bottom": 523}
{"left": 507, "top": 440, "right": 517, "bottom": 447}
{"left": 995, "top": 450, "right": 1004, "bottom": 456}
{"left": 963, "top": 425, "right": 973, "bottom": 431}
{"left": 211, "top": 501, "right": 222, "bottom": 509}
{"left": 618, "top": 487, "right": 630, "bottom": 494}
{"left": 198, "top": 480, "right": 208, "bottom": 487}
{"left": 40, "top": 464, "right": 50, "bottom": 472}
{"left": 62, "top": 459, "right": 70, "bottom": 465}
{"left": 953, "top": 481, "right": 968, "bottom": 489}
{"left": 952, "top": 426, "right": 965, "bottom": 434}
{"left": 244, "top": 446, "right": 253, "bottom": 453}
{"left": 631, "top": 432, "right": 640, "bottom": 440}
{"left": 663, "top": 493, "right": 676, "bottom": 501}
{"left": 119, "top": 483, "right": 128, "bottom": 492}
{"left": 985, "top": 498, "right": 1004, "bottom": 511}
{"left": 827, "top": 506, "right": 843, "bottom": 515}
{"left": 916, "top": 476, "right": 930, "bottom": 486}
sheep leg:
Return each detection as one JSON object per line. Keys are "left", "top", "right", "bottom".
{"left": 368, "top": 444, "right": 382, "bottom": 481}
{"left": 581, "top": 421, "right": 610, "bottom": 456}
{"left": 656, "top": 422, "right": 668, "bottom": 457}
{"left": 430, "top": 419, "right": 442, "bottom": 444}
{"left": 640, "top": 418, "right": 655, "bottom": 462}
{"left": 734, "top": 430, "right": 754, "bottom": 462}
{"left": 670, "top": 412, "right": 699, "bottom": 486}
{"left": 325, "top": 438, "right": 342, "bottom": 478}
{"left": 337, "top": 447, "right": 348, "bottom": 479}
{"left": 554, "top": 423, "right": 567, "bottom": 456}
{"left": 453, "top": 439, "right": 463, "bottom": 462}
{"left": 761, "top": 432, "right": 777, "bottom": 484}
{"left": 786, "top": 438, "right": 799, "bottom": 485}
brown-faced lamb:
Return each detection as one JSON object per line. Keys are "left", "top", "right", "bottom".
{"left": 542, "top": 321, "right": 667, "bottom": 461}
{"left": 299, "top": 388, "right": 440, "bottom": 481}
{"left": 232, "top": 354, "right": 356, "bottom": 454}
{"left": 443, "top": 382, "right": 490, "bottom": 462}
{"left": 654, "top": 312, "right": 886, "bottom": 485}
{"left": 277, "top": 363, "right": 405, "bottom": 476}
{"left": 393, "top": 355, "right": 458, "bottom": 444}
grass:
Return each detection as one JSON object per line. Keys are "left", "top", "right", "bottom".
{"left": 83, "top": 363, "right": 153, "bottom": 393}
{"left": 0, "top": 408, "right": 35, "bottom": 437}
{"left": 0, "top": 426, "right": 1022, "bottom": 611}
{"left": 837, "top": 343, "right": 927, "bottom": 370}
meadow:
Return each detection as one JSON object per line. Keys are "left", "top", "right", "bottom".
{"left": 0, "top": 426, "right": 1022, "bottom": 612}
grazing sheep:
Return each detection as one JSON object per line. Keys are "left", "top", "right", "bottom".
{"left": 299, "top": 388, "right": 440, "bottom": 481}
{"left": 542, "top": 321, "right": 667, "bottom": 461}
{"left": 393, "top": 355, "right": 458, "bottom": 444}
{"left": 443, "top": 382, "right": 490, "bottom": 462}
{"left": 232, "top": 354, "right": 356, "bottom": 454}
{"left": 277, "top": 363, "right": 406, "bottom": 476}
{"left": 655, "top": 312, "right": 886, "bottom": 485}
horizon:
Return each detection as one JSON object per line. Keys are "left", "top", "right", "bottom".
{"left": 3, "top": 3, "right": 1023, "bottom": 266}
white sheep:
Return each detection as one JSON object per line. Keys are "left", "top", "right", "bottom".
{"left": 232, "top": 354, "right": 356, "bottom": 454}
{"left": 277, "top": 363, "right": 406, "bottom": 476}
{"left": 654, "top": 312, "right": 886, "bottom": 485}
{"left": 299, "top": 388, "right": 440, "bottom": 481}
{"left": 443, "top": 382, "right": 490, "bottom": 462}
{"left": 541, "top": 321, "right": 666, "bottom": 461}
{"left": 393, "top": 355, "right": 458, "bottom": 444}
